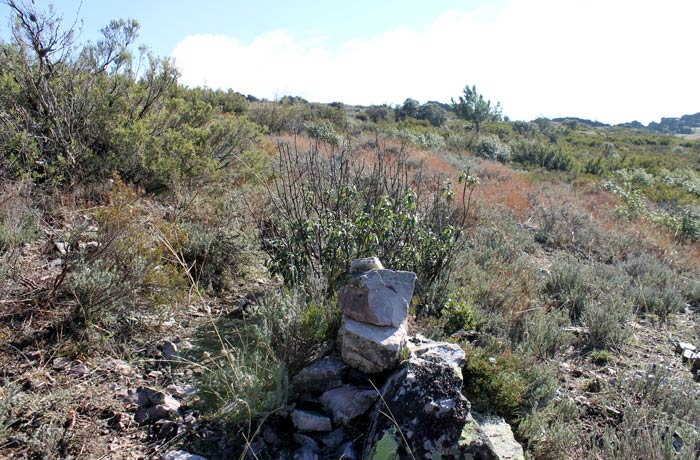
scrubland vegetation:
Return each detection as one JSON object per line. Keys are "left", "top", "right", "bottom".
{"left": 1, "top": 2, "right": 700, "bottom": 459}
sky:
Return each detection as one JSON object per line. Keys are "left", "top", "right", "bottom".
{"left": 2, "top": 0, "right": 699, "bottom": 124}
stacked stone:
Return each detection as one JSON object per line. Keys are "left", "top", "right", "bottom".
{"left": 337, "top": 257, "right": 416, "bottom": 374}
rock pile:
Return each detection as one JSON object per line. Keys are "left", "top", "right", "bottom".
{"left": 265, "top": 258, "right": 526, "bottom": 460}
{"left": 674, "top": 340, "right": 700, "bottom": 378}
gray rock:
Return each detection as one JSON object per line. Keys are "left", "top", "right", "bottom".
{"left": 337, "top": 441, "right": 359, "bottom": 460}
{"left": 291, "top": 410, "right": 332, "bottom": 432}
{"left": 292, "top": 446, "right": 318, "bottom": 460}
{"left": 292, "top": 433, "right": 319, "bottom": 450}
{"left": 321, "top": 385, "right": 379, "bottom": 425}
{"left": 161, "top": 451, "right": 207, "bottom": 460}
{"left": 682, "top": 349, "right": 696, "bottom": 362}
{"left": 292, "top": 356, "right": 349, "bottom": 393}
{"left": 338, "top": 269, "right": 415, "bottom": 327}
{"left": 473, "top": 414, "right": 525, "bottom": 460}
{"left": 52, "top": 357, "right": 72, "bottom": 370}
{"left": 162, "top": 340, "right": 179, "bottom": 361}
{"left": 132, "top": 387, "right": 180, "bottom": 423}
{"left": 337, "top": 315, "right": 407, "bottom": 373}
{"left": 349, "top": 257, "right": 384, "bottom": 274}
{"left": 407, "top": 335, "right": 466, "bottom": 377}
{"left": 363, "top": 347, "right": 470, "bottom": 459}
{"left": 319, "top": 428, "right": 346, "bottom": 448}
{"left": 675, "top": 341, "right": 697, "bottom": 355}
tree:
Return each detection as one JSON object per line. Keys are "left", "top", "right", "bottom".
{"left": 395, "top": 98, "right": 420, "bottom": 121}
{"left": 418, "top": 103, "right": 446, "bottom": 127}
{"left": 451, "top": 84, "right": 502, "bottom": 134}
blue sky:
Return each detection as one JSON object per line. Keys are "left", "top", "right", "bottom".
{"left": 2, "top": 1, "right": 699, "bottom": 124}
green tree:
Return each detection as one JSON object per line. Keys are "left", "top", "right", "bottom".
{"left": 451, "top": 84, "right": 502, "bottom": 134}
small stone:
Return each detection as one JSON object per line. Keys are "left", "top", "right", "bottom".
{"left": 293, "top": 446, "right": 318, "bottom": 460}
{"left": 162, "top": 340, "right": 179, "bottom": 361}
{"left": 292, "top": 433, "right": 320, "bottom": 450}
{"left": 55, "top": 241, "right": 68, "bottom": 255}
{"left": 292, "top": 357, "right": 349, "bottom": 394}
{"left": 52, "top": 357, "right": 72, "bottom": 370}
{"left": 161, "top": 451, "right": 207, "bottom": 460}
{"left": 675, "top": 341, "right": 697, "bottom": 355}
{"left": 291, "top": 410, "right": 332, "bottom": 432}
{"left": 108, "top": 359, "right": 133, "bottom": 376}
{"left": 681, "top": 349, "right": 696, "bottom": 362}
{"left": 319, "top": 428, "right": 346, "bottom": 448}
{"left": 349, "top": 257, "right": 384, "bottom": 274}
{"left": 337, "top": 441, "right": 358, "bottom": 460}
{"left": 321, "top": 385, "right": 378, "bottom": 425}
{"left": 69, "top": 364, "right": 89, "bottom": 377}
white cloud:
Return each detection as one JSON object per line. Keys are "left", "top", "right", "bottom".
{"left": 172, "top": 0, "right": 700, "bottom": 124}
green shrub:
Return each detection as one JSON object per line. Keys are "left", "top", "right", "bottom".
{"left": 589, "top": 349, "right": 616, "bottom": 365}
{"left": 305, "top": 120, "right": 343, "bottom": 145}
{"left": 252, "top": 277, "right": 341, "bottom": 374}
{"left": 474, "top": 135, "right": 512, "bottom": 163}
{"left": 263, "top": 141, "right": 475, "bottom": 308}
{"left": 522, "top": 309, "right": 572, "bottom": 358}
{"left": 512, "top": 141, "right": 574, "bottom": 171}
{"left": 439, "top": 289, "right": 477, "bottom": 334}
{"left": 461, "top": 347, "right": 557, "bottom": 423}
{"left": 180, "top": 222, "right": 259, "bottom": 292}
{"left": 582, "top": 296, "right": 631, "bottom": 350}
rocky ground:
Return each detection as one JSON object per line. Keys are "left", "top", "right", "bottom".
{"left": 3, "top": 245, "right": 699, "bottom": 459}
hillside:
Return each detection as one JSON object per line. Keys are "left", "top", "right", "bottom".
{"left": 2, "top": 3, "right": 700, "bottom": 460}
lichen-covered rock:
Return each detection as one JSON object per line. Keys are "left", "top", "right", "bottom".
{"left": 407, "top": 334, "right": 466, "bottom": 377}
{"left": 338, "top": 269, "right": 415, "bottom": 327}
{"left": 363, "top": 337, "right": 523, "bottom": 460}
{"left": 337, "top": 316, "right": 407, "bottom": 373}
{"left": 472, "top": 414, "right": 525, "bottom": 460}
{"left": 363, "top": 350, "right": 470, "bottom": 459}
{"left": 320, "top": 384, "right": 378, "bottom": 425}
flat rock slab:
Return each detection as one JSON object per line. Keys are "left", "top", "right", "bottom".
{"left": 291, "top": 410, "right": 332, "bottom": 432}
{"left": 338, "top": 315, "right": 407, "bottom": 373}
{"left": 292, "top": 356, "right": 349, "bottom": 394}
{"left": 407, "top": 335, "right": 467, "bottom": 378}
{"left": 474, "top": 414, "right": 525, "bottom": 460}
{"left": 321, "top": 385, "right": 379, "bottom": 425}
{"left": 338, "top": 269, "right": 416, "bottom": 327}
{"left": 349, "top": 257, "right": 384, "bottom": 274}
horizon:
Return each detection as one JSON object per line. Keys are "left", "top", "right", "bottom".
{"left": 2, "top": 0, "right": 699, "bottom": 125}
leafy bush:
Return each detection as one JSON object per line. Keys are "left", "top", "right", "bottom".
{"left": 461, "top": 347, "right": 557, "bottom": 423}
{"left": 262, "top": 141, "right": 475, "bottom": 307}
{"left": 438, "top": 289, "right": 477, "bottom": 334}
{"left": 512, "top": 141, "right": 574, "bottom": 171}
{"left": 474, "top": 136, "right": 512, "bottom": 163}
{"left": 305, "top": 120, "right": 343, "bottom": 145}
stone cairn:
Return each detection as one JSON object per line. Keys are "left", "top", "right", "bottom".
{"left": 250, "top": 257, "right": 525, "bottom": 460}
{"left": 337, "top": 257, "right": 415, "bottom": 374}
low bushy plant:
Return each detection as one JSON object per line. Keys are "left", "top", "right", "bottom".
{"left": 262, "top": 141, "right": 475, "bottom": 308}
{"left": 474, "top": 135, "right": 512, "bottom": 163}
